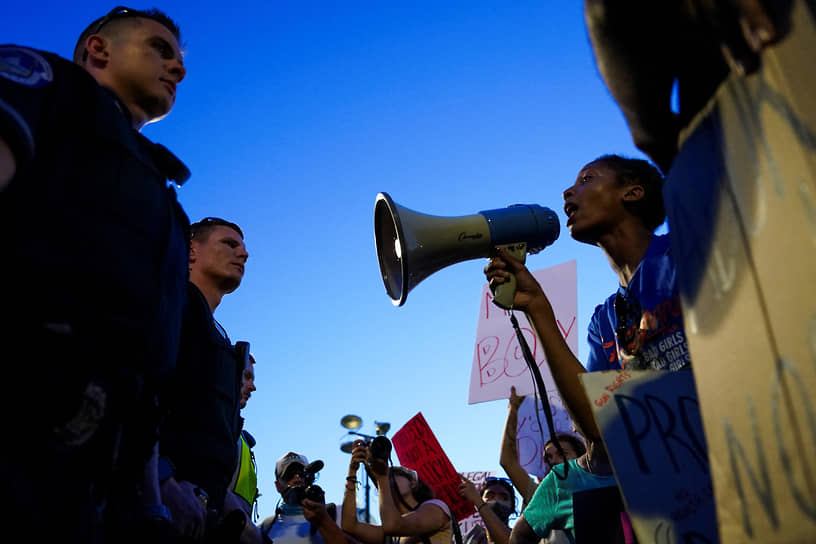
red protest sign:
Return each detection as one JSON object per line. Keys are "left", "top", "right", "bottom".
{"left": 391, "top": 412, "right": 475, "bottom": 522}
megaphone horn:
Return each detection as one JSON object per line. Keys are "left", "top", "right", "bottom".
{"left": 374, "top": 192, "right": 559, "bottom": 307}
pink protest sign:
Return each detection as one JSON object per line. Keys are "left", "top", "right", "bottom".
{"left": 468, "top": 260, "right": 578, "bottom": 404}
{"left": 391, "top": 413, "right": 475, "bottom": 522}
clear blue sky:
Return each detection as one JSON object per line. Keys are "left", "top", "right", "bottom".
{"left": 4, "top": 1, "right": 655, "bottom": 519}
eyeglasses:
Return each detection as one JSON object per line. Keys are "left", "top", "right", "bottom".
{"left": 614, "top": 288, "right": 642, "bottom": 355}
{"left": 483, "top": 476, "right": 514, "bottom": 494}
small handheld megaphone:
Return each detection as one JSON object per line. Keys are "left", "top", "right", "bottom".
{"left": 374, "top": 192, "right": 560, "bottom": 308}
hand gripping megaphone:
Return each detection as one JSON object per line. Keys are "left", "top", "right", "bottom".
{"left": 374, "top": 192, "right": 560, "bottom": 308}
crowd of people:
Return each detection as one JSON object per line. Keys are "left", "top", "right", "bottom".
{"left": 1, "top": 2, "right": 798, "bottom": 543}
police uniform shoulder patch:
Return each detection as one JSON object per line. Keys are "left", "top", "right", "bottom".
{"left": 0, "top": 46, "right": 54, "bottom": 88}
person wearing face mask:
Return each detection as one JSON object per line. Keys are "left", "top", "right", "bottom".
{"left": 259, "top": 452, "right": 349, "bottom": 544}
{"left": 542, "top": 435, "right": 586, "bottom": 476}
{"left": 499, "top": 387, "right": 587, "bottom": 508}
{"left": 457, "top": 476, "right": 516, "bottom": 544}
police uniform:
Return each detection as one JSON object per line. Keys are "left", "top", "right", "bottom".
{"left": 0, "top": 45, "right": 190, "bottom": 541}
{"left": 158, "top": 282, "right": 244, "bottom": 513}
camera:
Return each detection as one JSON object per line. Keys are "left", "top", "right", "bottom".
{"left": 284, "top": 483, "right": 325, "bottom": 505}
{"left": 369, "top": 435, "right": 392, "bottom": 462}
{"left": 283, "top": 460, "right": 326, "bottom": 505}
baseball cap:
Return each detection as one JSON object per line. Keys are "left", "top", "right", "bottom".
{"left": 276, "top": 451, "right": 308, "bottom": 481}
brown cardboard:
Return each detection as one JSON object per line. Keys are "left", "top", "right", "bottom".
{"left": 664, "top": 1, "right": 816, "bottom": 541}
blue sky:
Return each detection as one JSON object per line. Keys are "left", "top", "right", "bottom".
{"left": 4, "top": 2, "right": 653, "bottom": 519}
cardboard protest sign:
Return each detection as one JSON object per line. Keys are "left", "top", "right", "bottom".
{"left": 516, "top": 395, "right": 575, "bottom": 479}
{"left": 391, "top": 412, "right": 474, "bottom": 521}
{"left": 581, "top": 370, "right": 718, "bottom": 544}
{"left": 457, "top": 471, "right": 496, "bottom": 538}
{"left": 662, "top": 3, "right": 816, "bottom": 541}
{"left": 469, "top": 260, "right": 577, "bottom": 404}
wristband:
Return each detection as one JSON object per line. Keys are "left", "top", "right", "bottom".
{"left": 346, "top": 477, "right": 359, "bottom": 483}
{"left": 477, "top": 502, "right": 488, "bottom": 512}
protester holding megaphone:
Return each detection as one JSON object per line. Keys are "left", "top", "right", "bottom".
{"left": 485, "top": 154, "right": 691, "bottom": 543}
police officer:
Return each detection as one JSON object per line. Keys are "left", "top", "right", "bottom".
{"left": 222, "top": 353, "right": 266, "bottom": 543}
{"left": 231, "top": 354, "right": 260, "bottom": 519}
{"left": 0, "top": 6, "right": 190, "bottom": 543}
{"left": 158, "top": 217, "right": 250, "bottom": 541}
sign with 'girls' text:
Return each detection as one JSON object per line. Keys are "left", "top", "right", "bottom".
{"left": 468, "top": 260, "right": 578, "bottom": 404}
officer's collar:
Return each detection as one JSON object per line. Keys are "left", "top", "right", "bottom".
{"left": 101, "top": 87, "right": 191, "bottom": 186}
{"left": 101, "top": 86, "right": 134, "bottom": 126}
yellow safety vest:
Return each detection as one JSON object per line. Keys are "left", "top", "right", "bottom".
{"left": 234, "top": 431, "right": 259, "bottom": 509}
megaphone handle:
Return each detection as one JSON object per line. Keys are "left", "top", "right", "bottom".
{"left": 492, "top": 242, "right": 526, "bottom": 310}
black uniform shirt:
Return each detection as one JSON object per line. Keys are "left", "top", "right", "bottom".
{"left": 159, "top": 282, "right": 244, "bottom": 511}
{"left": 0, "top": 45, "right": 190, "bottom": 379}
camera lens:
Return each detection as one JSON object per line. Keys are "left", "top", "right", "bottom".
{"left": 284, "top": 485, "right": 308, "bottom": 505}
{"left": 370, "top": 436, "right": 392, "bottom": 461}
{"left": 304, "top": 485, "right": 325, "bottom": 504}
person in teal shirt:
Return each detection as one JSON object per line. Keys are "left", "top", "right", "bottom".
{"left": 509, "top": 446, "right": 617, "bottom": 544}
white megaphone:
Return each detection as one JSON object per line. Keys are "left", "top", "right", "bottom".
{"left": 374, "top": 192, "right": 560, "bottom": 308}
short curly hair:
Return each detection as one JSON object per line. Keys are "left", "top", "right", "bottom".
{"left": 592, "top": 154, "right": 666, "bottom": 231}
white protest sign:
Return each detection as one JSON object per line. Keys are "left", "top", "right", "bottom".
{"left": 581, "top": 370, "right": 718, "bottom": 544}
{"left": 469, "top": 260, "right": 578, "bottom": 404}
{"left": 516, "top": 395, "right": 576, "bottom": 479}
{"left": 457, "top": 471, "right": 496, "bottom": 538}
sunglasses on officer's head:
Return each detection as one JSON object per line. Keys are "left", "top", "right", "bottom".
{"left": 89, "top": 6, "right": 137, "bottom": 35}
{"left": 80, "top": 6, "right": 139, "bottom": 62}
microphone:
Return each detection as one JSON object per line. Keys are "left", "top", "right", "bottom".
{"left": 305, "top": 460, "right": 324, "bottom": 475}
